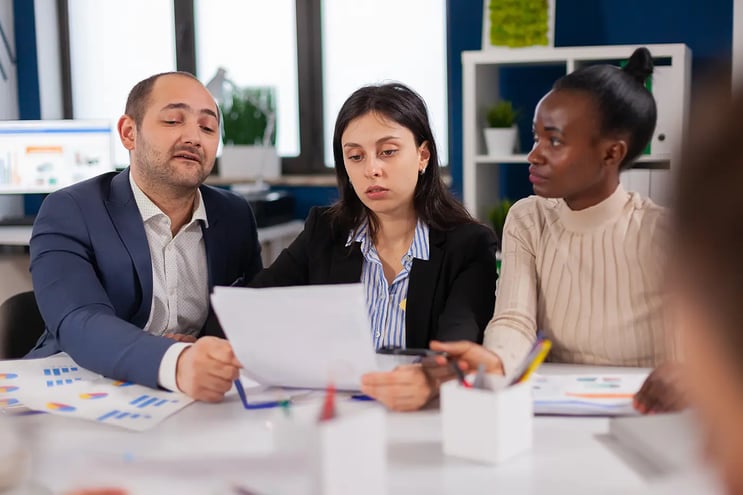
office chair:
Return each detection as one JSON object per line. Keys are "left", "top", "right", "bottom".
{"left": 0, "top": 291, "right": 45, "bottom": 359}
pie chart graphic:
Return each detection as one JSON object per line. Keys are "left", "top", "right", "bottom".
{"left": 111, "top": 381, "right": 133, "bottom": 387}
{"left": 0, "top": 386, "right": 18, "bottom": 393}
{"left": 0, "top": 398, "right": 19, "bottom": 407}
{"left": 47, "top": 402, "right": 76, "bottom": 412}
{"left": 0, "top": 373, "right": 18, "bottom": 380}
{"left": 80, "top": 392, "right": 108, "bottom": 400}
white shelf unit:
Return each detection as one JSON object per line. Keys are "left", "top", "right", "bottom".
{"left": 462, "top": 44, "right": 691, "bottom": 220}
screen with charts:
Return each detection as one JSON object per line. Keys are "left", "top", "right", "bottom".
{"left": 0, "top": 120, "right": 115, "bottom": 194}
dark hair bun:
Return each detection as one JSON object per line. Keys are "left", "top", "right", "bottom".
{"left": 623, "top": 47, "right": 654, "bottom": 85}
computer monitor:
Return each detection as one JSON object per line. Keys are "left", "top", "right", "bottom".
{"left": 0, "top": 119, "right": 116, "bottom": 194}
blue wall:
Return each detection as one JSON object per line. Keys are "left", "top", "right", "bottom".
{"left": 446, "top": 0, "right": 733, "bottom": 201}
{"left": 270, "top": 185, "right": 338, "bottom": 219}
{"left": 13, "top": 0, "right": 40, "bottom": 121}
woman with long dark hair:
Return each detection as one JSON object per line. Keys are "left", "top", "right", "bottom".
{"left": 250, "top": 82, "right": 497, "bottom": 411}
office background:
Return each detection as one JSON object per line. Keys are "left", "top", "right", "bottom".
{"left": 0, "top": 0, "right": 736, "bottom": 301}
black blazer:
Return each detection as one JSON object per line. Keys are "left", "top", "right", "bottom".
{"left": 250, "top": 207, "right": 498, "bottom": 347}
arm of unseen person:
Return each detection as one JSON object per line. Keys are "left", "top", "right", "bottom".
{"left": 633, "top": 362, "right": 689, "bottom": 414}
{"left": 481, "top": 204, "right": 540, "bottom": 375}
{"left": 173, "top": 336, "right": 242, "bottom": 402}
{"left": 30, "top": 189, "right": 175, "bottom": 388}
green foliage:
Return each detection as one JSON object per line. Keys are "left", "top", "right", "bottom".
{"left": 222, "top": 87, "right": 276, "bottom": 146}
{"left": 488, "top": 0, "right": 550, "bottom": 48}
{"left": 488, "top": 198, "right": 513, "bottom": 243}
{"left": 486, "top": 100, "right": 519, "bottom": 128}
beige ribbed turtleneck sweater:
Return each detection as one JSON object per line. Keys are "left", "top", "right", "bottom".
{"left": 483, "top": 185, "right": 674, "bottom": 374}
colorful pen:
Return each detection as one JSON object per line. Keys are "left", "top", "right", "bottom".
{"left": 510, "top": 339, "right": 552, "bottom": 385}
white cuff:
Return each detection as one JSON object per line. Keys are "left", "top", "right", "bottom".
{"left": 158, "top": 342, "right": 192, "bottom": 392}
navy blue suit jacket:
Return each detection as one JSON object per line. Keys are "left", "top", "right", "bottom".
{"left": 27, "top": 169, "right": 262, "bottom": 388}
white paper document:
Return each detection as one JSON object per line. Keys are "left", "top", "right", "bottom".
{"left": 212, "top": 284, "right": 400, "bottom": 390}
{"left": 531, "top": 372, "right": 649, "bottom": 416}
{"left": 0, "top": 354, "right": 100, "bottom": 411}
{"left": 1, "top": 354, "right": 193, "bottom": 431}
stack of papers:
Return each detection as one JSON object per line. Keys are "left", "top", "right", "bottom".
{"left": 0, "top": 354, "right": 192, "bottom": 431}
{"left": 531, "top": 372, "right": 648, "bottom": 416}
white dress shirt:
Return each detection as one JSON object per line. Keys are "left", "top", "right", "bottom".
{"left": 129, "top": 173, "right": 209, "bottom": 392}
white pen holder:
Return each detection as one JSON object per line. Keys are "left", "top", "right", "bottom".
{"left": 441, "top": 375, "right": 533, "bottom": 464}
{"left": 272, "top": 404, "right": 387, "bottom": 495}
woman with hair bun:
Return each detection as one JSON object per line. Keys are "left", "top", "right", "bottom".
{"left": 431, "top": 47, "right": 685, "bottom": 414}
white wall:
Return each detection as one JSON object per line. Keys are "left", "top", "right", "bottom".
{"left": 0, "top": 0, "right": 18, "bottom": 119}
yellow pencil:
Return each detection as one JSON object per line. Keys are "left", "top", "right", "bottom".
{"left": 513, "top": 340, "right": 552, "bottom": 385}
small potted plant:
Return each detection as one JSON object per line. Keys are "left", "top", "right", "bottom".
{"left": 219, "top": 85, "right": 280, "bottom": 181}
{"left": 483, "top": 100, "right": 519, "bottom": 155}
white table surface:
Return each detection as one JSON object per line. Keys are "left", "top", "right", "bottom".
{"left": 1, "top": 364, "right": 671, "bottom": 495}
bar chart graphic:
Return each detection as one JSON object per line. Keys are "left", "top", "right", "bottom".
{"left": 43, "top": 366, "right": 84, "bottom": 388}
{"left": 97, "top": 409, "right": 152, "bottom": 422}
{"left": 43, "top": 366, "right": 79, "bottom": 376}
{"left": 129, "top": 394, "right": 179, "bottom": 409}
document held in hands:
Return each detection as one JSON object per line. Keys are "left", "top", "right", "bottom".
{"left": 211, "top": 284, "right": 388, "bottom": 391}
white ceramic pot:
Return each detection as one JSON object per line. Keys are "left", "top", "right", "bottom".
{"left": 483, "top": 126, "right": 519, "bottom": 155}
{"left": 219, "top": 145, "right": 281, "bottom": 180}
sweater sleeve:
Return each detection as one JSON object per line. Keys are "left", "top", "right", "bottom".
{"left": 482, "top": 201, "right": 539, "bottom": 375}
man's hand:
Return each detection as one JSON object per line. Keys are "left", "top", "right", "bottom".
{"left": 361, "top": 365, "right": 435, "bottom": 412}
{"left": 175, "top": 336, "right": 241, "bottom": 402}
{"left": 634, "top": 362, "right": 688, "bottom": 414}
{"left": 429, "top": 340, "right": 505, "bottom": 375}
{"left": 163, "top": 333, "right": 197, "bottom": 343}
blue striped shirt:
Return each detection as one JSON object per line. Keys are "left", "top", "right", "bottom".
{"left": 346, "top": 219, "right": 430, "bottom": 349}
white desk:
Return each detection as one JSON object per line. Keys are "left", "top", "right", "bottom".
{"left": 0, "top": 221, "right": 304, "bottom": 265}
{"left": 5, "top": 365, "right": 668, "bottom": 495}
{"left": 0, "top": 227, "right": 34, "bottom": 247}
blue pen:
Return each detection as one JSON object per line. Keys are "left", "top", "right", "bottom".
{"left": 235, "top": 378, "right": 249, "bottom": 406}
{"left": 234, "top": 378, "right": 288, "bottom": 410}
{"left": 351, "top": 393, "right": 375, "bottom": 401}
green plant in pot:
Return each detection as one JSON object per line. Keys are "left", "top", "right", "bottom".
{"left": 222, "top": 87, "right": 276, "bottom": 146}
{"left": 219, "top": 86, "right": 280, "bottom": 181}
{"left": 483, "top": 100, "right": 520, "bottom": 155}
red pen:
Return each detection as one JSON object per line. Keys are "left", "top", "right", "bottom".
{"left": 318, "top": 382, "right": 336, "bottom": 422}
{"left": 449, "top": 359, "right": 472, "bottom": 388}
